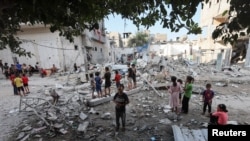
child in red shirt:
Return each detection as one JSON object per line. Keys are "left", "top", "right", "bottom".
{"left": 22, "top": 73, "right": 30, "bottom": 94}
{"left": 113, "top": 70, "right": 121, "bottom": 88}
{"left": 10, "top": 72, "right": 18, "bottom": 95}
{"left": 209, "top": 104, "right": 228, "bottom": 125}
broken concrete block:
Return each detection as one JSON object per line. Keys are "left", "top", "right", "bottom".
{"left": 53, "top": 123, "right": 63, "bottom": 129}
{"left": 77, "top": 121, "right": 89, "bottom": 133}
{"left": 79, "top": 112, "right": 88, "bottom": 120}
{"left": 22, "top": 126, "right": 32, "bottom": 132}
{"left": 101, "top": 112, "right": 111, "bottom": 120}
{"left": 227, "top": 121, "right": 238, "bottom": 125}
{"left": 87, "top": 87, "right": 141, "bottom": 107}
{"left": 59, "top": 128, "right": 68, "bottom": 134}
{"left": 88, "top": 108, "right": 99, "bottom": 115}
{"left": 16, "top": 132, "right": 25, "bottom": 140}
{"left": 20, "top": 134, "right": 30, "bottom": 141}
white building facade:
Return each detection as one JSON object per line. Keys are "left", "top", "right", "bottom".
{"left": 0, "top": 21, "right": 111, "bottom": 71}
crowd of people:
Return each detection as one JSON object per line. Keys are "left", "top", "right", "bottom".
{"left": 1, "top": 60, "right": 59, "bottom": 97}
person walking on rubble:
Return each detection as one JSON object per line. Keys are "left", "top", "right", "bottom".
{"left": 113, "top": 84, "right": 129, "bottom": 132}
{"left": 103, "top": 67, "right": 111, "bottom": 97}
{"left": 168, "top": 76, "right": 183, "bottom": 114}
{"left": 201, "top": 83, "right": 214, "bottom": 116}
{"left": 181, "top": 75, "right": 194, "bottom": 114}
{"left": 94, "top": 72, "right": 103, "bottom": 98}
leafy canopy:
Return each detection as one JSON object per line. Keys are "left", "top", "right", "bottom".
{"left": 1, "top": 0, "right": 249, "bottom": 56}
{"left": 212, "top": 0, "right": 250, "bottom": 45}
{"left": 127, "top": 31, "right": 149, "bottom": 47}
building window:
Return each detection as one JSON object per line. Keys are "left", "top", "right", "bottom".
{"left": 109, "top": 52, "right": 111, "bottom": 56}
{"left": 95, "top": 47, "right": 97, "bottom": 51}
{"left": 74, "top": 45, "right": 78, "bottom": 50}
{"left": 217, "top": 0, "right": 219, "bottom": 3}
{"left": 209, "top": 2, "right": 211, "bottom": 8}
{"left": 100, "top": 48, "right": 102, "bottom": 52}
{"left": 227, "top": 0, "right": 229, "bottom": 3}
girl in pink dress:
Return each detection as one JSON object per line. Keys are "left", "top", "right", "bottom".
{"left": 168, "top": 76, "right": 183, "bottom": 114}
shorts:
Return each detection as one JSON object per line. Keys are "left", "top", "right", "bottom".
{"left": 116, "top": 82, "right": 121, "bottom": 88}
{"left": 127, "top": 77, "right": 132, "bottom": 83}
{"left": 24, "top": 83, "right": 28, "bottom": 87}
{"left": 17, "top": 86, "right": 24, "bottom": 92}
{"left": 91, "top": 87, "right": 95, "bottom": 92}
{"left": 105, "top": 81, "right": 111, "bottom": 88}
{"left": 132, "top": 76, "right": 136, "bottom": 83}
{"left": 96, "top": 86, "right": 102, "bottom": 93}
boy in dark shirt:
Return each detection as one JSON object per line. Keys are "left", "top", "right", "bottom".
{"left": 103, "top": 67, "right": 111, "bottom": 96}
{"left": 113, "top": 84, "right": 129, "bottom": 132}
{"left": 201, "top": 83, "right": 215, "bottom": 115}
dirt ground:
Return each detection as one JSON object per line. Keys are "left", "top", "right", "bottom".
{"left": 0, "top": 70, "right": 250, "bottom": 141}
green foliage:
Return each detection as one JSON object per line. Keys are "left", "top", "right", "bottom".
{"left": 212, "top": 0, "right": 250, "bottom": 45}
{"left": 127, "top": 31, "right": 149, "bottom": 47}
{"left": 3, "top": 0, "right": 247, "bottom": 56}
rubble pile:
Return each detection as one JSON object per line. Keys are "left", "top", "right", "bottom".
{"left": 7, "top": 57, "right": 250, "bottom": 141}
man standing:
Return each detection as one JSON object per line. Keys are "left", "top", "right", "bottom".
{"left": 113, "top": 84, "right": 129, "bottom": 132}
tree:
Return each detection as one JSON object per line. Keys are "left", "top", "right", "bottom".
{"left": 212, "top": 0, "right": 250, "bottom": 45}
{"left": 127, "top": 31, "right": 149, "bottom": 47}
{"left": 0, "top": 0, "right": 203, "bottom": 56}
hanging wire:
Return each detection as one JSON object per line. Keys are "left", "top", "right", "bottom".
{"left": 20, "top": 39, "right": 76, "bottom": 50}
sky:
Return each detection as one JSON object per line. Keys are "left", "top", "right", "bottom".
{"left": 104, "top": 4, "right": 201, "bottom": 41}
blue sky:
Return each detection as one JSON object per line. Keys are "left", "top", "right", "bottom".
{"left": 104, "top": 4, "right": 201, "bottom": 41}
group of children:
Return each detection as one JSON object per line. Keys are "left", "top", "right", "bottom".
{"left": 167, "top": 75, "right": 228, "bottom": 125}
{"left": 10, "top": 72, "right": 30, "bottom": 96}
{"left": 90, "top": 67, "right": 122, "bottom": 99}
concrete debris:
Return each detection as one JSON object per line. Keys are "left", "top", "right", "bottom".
{"left": 77, "top": 121, "right": 89, "bottom": 133}
{"left": 101, "top": 112, "right": 112, "bottom": 120}
{"left": 20, "top": 134, "right": 30, "bottom": 141}
{"left": 53, "top": 123, "right": 63, "bottom": 129}
{"left": 159, "top": 118, "right": 172, "bottom": 125}
{"left": 7, "top": 55, "right": 250, "bottom": 141}
{"left": 79, "top": 112, "right": 88, "bottom": 120}
{"left": 88, "top": 108, "right": 99, "bottom": 115}
{"left": 16, "top": 132, "right": 25, "bottom": 140}
{"left": 59, "top": 128, "right": 68, "bottom": 134}
{"left": 22, "top": 126, "right": 32, "bottom": 132}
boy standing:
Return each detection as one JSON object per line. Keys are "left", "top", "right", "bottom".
{"left": 90, "top": 73, "right": 96, "bottom": 99}
{"left": 113, "top": 70, "right": 121, "bottom": 88}
{"left": 22, "top": 73, "right": 30, "bottom": 94}
{"left": 103, "top": 67, "right": 111, "bottom": 97}
{"left": 201, "top": 83, "right": 215, "bottom": 115}
{"left": 14, "top": 73, "right": 26, "bottom": 96}
{"left": 113, "top": 84, "right": 129, "bottom": 132}
{"left": 94, "top": 72, "right": 103, "bottom": 98}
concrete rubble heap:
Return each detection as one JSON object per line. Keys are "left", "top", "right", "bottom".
{"left": 7, "top": 57, "right": 250, "bottom": 141}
